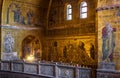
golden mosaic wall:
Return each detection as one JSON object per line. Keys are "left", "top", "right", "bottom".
{"left": 1, "top": 0, "right": 44, "bottom": 59}
{"left": 98, "top": 0, "right": 120, "bottom": 7}
{"left": 97, "top": 0, "right": 120, "bottom": 69}
{"left": 2, "top": 0, "right": 45, "bottom": 27}
{"left": 42, "top": 36, "right": 97, "bottom": 66}
{"left": 1, "top": 27, "right": 43, "bottom": 59}
{"left": 43, "top": 0, "right": 97, "bottom": 66}
{"left": 0, "top": 0, "right": 97, "bottom": 66}
{"left": 48, "top": 0, "right": 96, "bottom": 30}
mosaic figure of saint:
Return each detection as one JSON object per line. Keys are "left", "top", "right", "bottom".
{"left": 63, "top": 46, "right": 67, "bottom": 58}
{"left": 12, "top": 7, "right": 21, "bottom": 23}
{"left": 4, "top": 32, "right": 14, "bottom": 52}
{"left": 90, "top": 43, "right": 95, "bottom": 60}
{"left": 77, "top": 41, "right": 92, "bottom": 65}
{"left": 27, "top": 10, "right": 33, "bottom": 25}
{"left": 102, "top": 22, "right": 115, "bottom": 62}
{"left": 66, "top": 44, "right": 75, "bottom": 63}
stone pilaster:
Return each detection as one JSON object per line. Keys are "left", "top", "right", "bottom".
{"left": 97, "top": 0, "right": 120, "bottom": 70}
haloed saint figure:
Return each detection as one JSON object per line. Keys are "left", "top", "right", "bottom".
{"left": 102, "top": 23, "right": 115, "bottom": 62}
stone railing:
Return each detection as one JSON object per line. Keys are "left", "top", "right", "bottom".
{"left": 97, "top": 69, "right": 120, "bottom": 78}
{"left": 0, "top": 61, "right": 91, "bottom": 78}
{"left": 97, "top": 62, "right": 120, "bottom": 78}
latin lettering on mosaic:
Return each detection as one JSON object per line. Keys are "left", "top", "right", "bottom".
{"left": 102, "top": 22, "right": 115, "bottom": 62}
{"left": 4, "top": 32, "right": 14, "bottom": 52}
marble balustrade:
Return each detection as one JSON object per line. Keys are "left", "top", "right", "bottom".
{"left": 0, "top": 61, "right": 91, "bottom": 78}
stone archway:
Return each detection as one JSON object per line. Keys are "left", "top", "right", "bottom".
{"left": 21, "top": 35, "right": 41, "bottom": 60}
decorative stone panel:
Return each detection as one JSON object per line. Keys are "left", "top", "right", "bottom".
{"left": 1, "top": 62, "right": 10, "bottom": 71}
{"left": 58, "top": 66, "right": 74, "bottom": 78}
{"left": 24, "top": 63, "right": 37, "bottom": 74}
{"left": 78, "top": 68, "right": 91, "bottom": 78}
{"left": 12, "top": 62, "right": 23, "bottom": 72}
{"left": 39, "top": 64, "right": 54, "bottom": 77}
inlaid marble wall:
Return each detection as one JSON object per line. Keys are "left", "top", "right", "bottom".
{"left": 97, "top": 0, "right": 120, "bottom": 70}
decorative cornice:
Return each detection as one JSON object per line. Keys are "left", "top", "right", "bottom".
{"left": 48, "top": 22, "right": 95, "bottom": 30}
{"left": 0, "top": 25, "right": 43, "bottom": 30}
{"left": 96, "top": 5, "right": 120, "bottom": 12}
